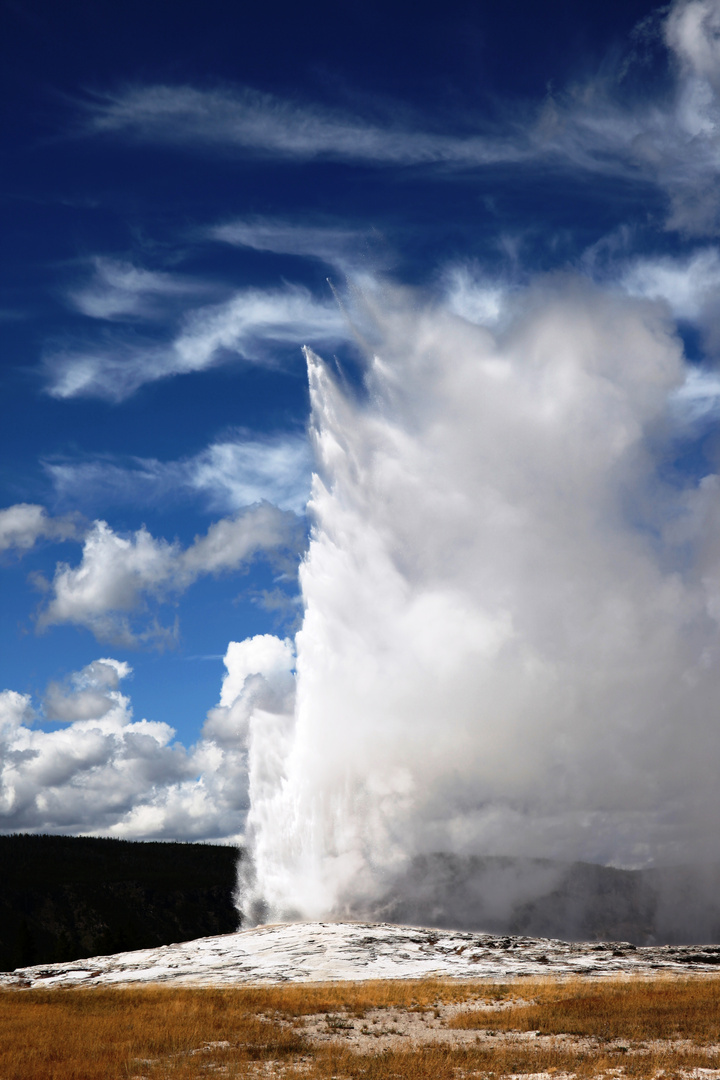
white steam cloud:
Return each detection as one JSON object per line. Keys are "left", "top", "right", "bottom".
{"left": 225, "top": 275, "right": 720, "bottom": 925}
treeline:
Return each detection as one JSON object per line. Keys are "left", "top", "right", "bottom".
{"left": 0, "top": 834, "right": 240, "bottom": 971}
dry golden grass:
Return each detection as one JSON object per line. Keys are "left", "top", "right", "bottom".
{"left": 0, "top": 976, "right": 718, "bottom": 1080}
{"left": 304, "top": 1042, "right": 720, "bottom": 1080}
{"left": 0, "top": 985, "right": 310, "bottom": 1080}
{"left": 207, "top": 975, "right": 480, "bottom": 1015}
{"left": 449, "top": 976, "right": 720, "bottom": 1041}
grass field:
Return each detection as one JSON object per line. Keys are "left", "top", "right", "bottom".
{"left": 1, "top": 976, "right": 719, "bottom": 1080}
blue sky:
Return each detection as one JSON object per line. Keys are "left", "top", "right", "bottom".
{"left": 3, "top": 0, "right": 720, "bottom": 846}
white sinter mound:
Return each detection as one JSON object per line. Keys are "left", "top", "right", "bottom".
{"left": 2, "top": 922, "right": 720, "bottom": 989}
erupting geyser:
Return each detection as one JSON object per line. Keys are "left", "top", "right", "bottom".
{"left": 228, "top": 276, "right": 720, "bottom": 930}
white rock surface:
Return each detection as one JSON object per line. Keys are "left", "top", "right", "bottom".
{"left": 2, "top": 922, "right": 720, "bottom": 989}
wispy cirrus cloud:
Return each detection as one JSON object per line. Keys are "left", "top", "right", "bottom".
{"left": 81, "top": 83, "right": 524, "bottom": 167}
{"left": 76, "top": 0, "right": 720, "bottom": 236}
{"left": 187, "top": 435, "right": 311, "bottom": 514}
{"left": 46, "top": 432, "right": 312, "bottom": 516}
{"left": 67, "top": 257, "right": 212, "bottom": 321}
{"left": 618, "top": 245, "right": 720, "bottom": 363}
{"left": 44, "top": 283, "right": 347, "bottom": 401}
{"left": 670, "top": 367, "right": 720, "bottom": 427}
{"left": 621, "top": 247, "right": 720, "bottom": 321}
{"left": 209, "top": 217, "right": 386, "bottom": 271}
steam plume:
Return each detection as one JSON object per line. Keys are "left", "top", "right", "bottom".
{"left": 238, "top": 276, "right": 720, "bottom": 930}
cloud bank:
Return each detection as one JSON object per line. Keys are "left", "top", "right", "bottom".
{"left": 0, "top": 642, "right": 292, "bottom": 841}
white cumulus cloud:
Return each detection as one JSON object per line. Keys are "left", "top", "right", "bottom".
{"left": 0, "top": 503, "right": 80, "bottom": 554}
{"left": 37, "top": 503, "right": 303, "bottom": 646}
{"left": 44, "top": 658, "right": 132, "bottom": 722}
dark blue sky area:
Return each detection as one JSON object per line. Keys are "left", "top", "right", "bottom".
{"left": 2, "top": 1, "right": 659, "bottom": 104}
